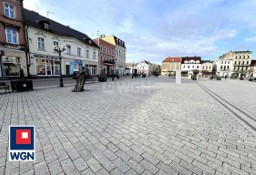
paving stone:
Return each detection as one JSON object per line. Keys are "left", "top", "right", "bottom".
{"left": 34, "top": 161, "right": 49, "bottom": 175}
{"left": 110, "top": 168, "right": 125, "bottom": 175}
{"left": 140, "top": 159, "right": 159, "bottom": 174}
{"left": 60, "top": 158, "right": 76, "bottom": 174}
{"left": 156, "top": 161, "right": 179, "bottom": 175}
{"left": 48, "top": 159, "right": 63, "bottom": 175}
{"left": 127, "top": 159, "right": 146, "bottom": 174}
{"left": 86, "top": 158, "right": 103, "bottom": 173}
{"left": 73, "top": 157, "right": 88, "bottom": 172}
{"left": 113, "top": 158, "right": 130, "bottom": 173}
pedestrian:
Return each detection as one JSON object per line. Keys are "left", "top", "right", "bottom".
{"left": 111, "top": 69, "right": 114, "bottom": 81}
{"left": 168, "top": 73, "right": 171, "bottom": 78}
{"left": 20, "top": 68, "right": 24, "bottom": 79}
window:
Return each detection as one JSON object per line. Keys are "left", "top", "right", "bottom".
{"left": 77, "top": 48, "right": 81, "bottom": 56}
{"left": 5, "top": 28, "right": 18, "bottom": 44}
{"left": 227, "top": 66, "right": 229, "bottom": 70}
{"left": 93, "top": 51, "right": 96, "bottom": 59}
{"left": 44, "top": 23, "right": 49, "bottom": 30}
{"left": 247, "top": 61, "right": 249, "bottom": 65}
{"left": 188, "top": 66, "right": 190, "bottom": 69}
{"left": 4, "top": 2, "right": 15, "bottom": 19}
{"left": 202, "top": 66, "right": 204, "bottom": 69}
{"left": 53, "top": 41, "right": 58, "bottom": 50}
{"left": 209, "top": 66, "right": 211, "bottom": 70}
{"left": 37, "top": 37, "right": 45, "bottom": 50}
{"left": 220, "top": 66, "right": 223, "bottom": 70}
{"left": 197, "top": 66, "right": 199, "bottom": 69}
{"left": 86, "top": 49, "right": 89, "bottom": 58}
{"left": 66, "top": 45, "right": 71, "bottom": 54}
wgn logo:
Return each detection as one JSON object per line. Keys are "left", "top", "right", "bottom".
{"left": 9, "top": 126, "right": 35, "bottom": 161}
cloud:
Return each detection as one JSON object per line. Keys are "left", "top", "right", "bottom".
{"left": 212, "top": 29, "right": 237, "bottom": 40}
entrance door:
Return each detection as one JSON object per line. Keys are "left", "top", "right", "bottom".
{"left": 66, "top": 65, "right": 70, "bottom": 75}
{"left": 46, "top": 65, "right": 52, "bottom": 75}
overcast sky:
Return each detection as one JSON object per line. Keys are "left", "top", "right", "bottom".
{"left": 24, "top": 0, "right": 256, "bottom": 64}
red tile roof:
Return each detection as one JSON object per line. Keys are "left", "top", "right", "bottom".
{"left": 162, "top": 57, "right": 182, "bottom": 62}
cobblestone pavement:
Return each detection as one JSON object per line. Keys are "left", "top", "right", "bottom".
{"left": 199, "top": 79, "right": 256, "bottom": 118}
{"left": 0, "top": 76, "right": 256, "bottom": 175}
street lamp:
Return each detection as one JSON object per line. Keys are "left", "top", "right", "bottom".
{"left": 54, "top": 45, "right": 66, "bottom": 87}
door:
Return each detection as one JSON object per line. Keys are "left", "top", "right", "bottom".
{"left": 66, "top": 65, "right": 70, "bottom": 75}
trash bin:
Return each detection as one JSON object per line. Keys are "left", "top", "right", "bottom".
{"left": 11, "top": 80, "right": 33, "bottom": 92}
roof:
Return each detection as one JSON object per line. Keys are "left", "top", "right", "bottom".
{"left": 181, "top": 56, "right": 201, "bottom": 63}
{"left": 113, "top": 35, "right": 126, "bottom": 48}
{"left": 23, "top": 9, "right": 98, "bottom": 48}
{"left": 233, "top": 50, "right": 252, "bottom": 54}
{"left": 141, "top": 60, "right": 152, "bottom": 65}
{"left": 162, "top": 57, "right": 182, "bottom": 62}
{"left": 201, "top": 60, "right": 213, "bottom": 64}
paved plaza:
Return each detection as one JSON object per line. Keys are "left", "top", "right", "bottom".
{"left": 0, "top": 76, "right": 256, "bottom": 175}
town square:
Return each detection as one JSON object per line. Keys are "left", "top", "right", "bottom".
{"left": 1, "top": 0, "right": 256, "bottom": 174}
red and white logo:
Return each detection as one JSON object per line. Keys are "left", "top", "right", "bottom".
{"left": 16, "top": 129, "right": 31, "bottom": 145}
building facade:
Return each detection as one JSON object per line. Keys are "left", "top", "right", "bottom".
{"left": 136, "top": 60, "right": 152, "bottom": 76}
{"left": 214, "top": 59, "right": 233, "bottom": 77}
{"left": 24, "top": 9, "right": 99, "bottom": 77}
{"left": 0, "top": 0, "right": 26, "bottom": 78}
{"left": 216, "top": 50, "right": 252, "bottom": 78}
{"left": 250, "top": 60, "right": 256, "bottom": 77}
{"left": 100, "top": 35, "right": 126, "bottom": 75}
{"left": 181, "top": 57, "right": 201, "bottom": 76}
{"left": 93, "top": 36, "right": 115, "bottom": 74}
{"left": 161, "top": 57, "right": 181, "bottom": 75}
{"left": 201, "top": 60, "right": 213, "bottom": 76}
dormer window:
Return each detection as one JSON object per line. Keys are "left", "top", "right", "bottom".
{"left": 44, "top": 23, "right": 49, "bottom": 30}
{"left": 38, "top": 20, "right": 50, "bottom": 30}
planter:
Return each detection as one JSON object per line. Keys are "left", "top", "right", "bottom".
{"left": 11, "top": 80, "right": 33, "bottom": 92}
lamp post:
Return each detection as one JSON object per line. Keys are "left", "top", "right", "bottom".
{"left": 54, "top": 45, "right": 66, "bottom": 87}
{"left": 0, "top": 50, "right": 4, "bottom": 77}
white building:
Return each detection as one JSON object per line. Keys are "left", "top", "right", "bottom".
{"left": 217, "top": 50, "right": 252, "bottom": 78}
{"left": 214, "top": 59, "right": 234, "bottom": 77}
{"left": 24, "top": 9, "right": 99, "bottom": 77}
{"left": 181, "top": 57, "right": 201, "bottom": 77}
{"left": 136, "top": 60, "right": 152, "bottom": 76}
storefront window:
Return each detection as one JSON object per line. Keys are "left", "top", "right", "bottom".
{"left": 2, "top": 56, "right": 21, "bottom": 77}
{"left": 36, "top": 58, "right": 60, "bottom": 76}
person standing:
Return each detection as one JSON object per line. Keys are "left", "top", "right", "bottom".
{"left": 20, "top": 68, "right": 24, "bottom": 79}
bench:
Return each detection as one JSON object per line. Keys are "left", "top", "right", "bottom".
{"left": 0, "top": 82, "right": 10, "bottom": 93}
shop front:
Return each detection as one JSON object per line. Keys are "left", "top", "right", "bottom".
{"left": 0, "top": 49, "right": 26, "bottom": 78}
{"left": 30, "top": 54, "right": 60, "bottom": 77}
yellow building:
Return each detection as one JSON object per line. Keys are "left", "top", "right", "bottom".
{"left": 161, "top": 57, "right": 182, "bottom": 75}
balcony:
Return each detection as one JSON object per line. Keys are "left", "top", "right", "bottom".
{"left": 103, "top": 60, "right": 115, "bottom": 65}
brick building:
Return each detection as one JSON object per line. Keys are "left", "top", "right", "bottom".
{"left": 0, "top": 0, "right": 26, "bottom": 78}
{"left": 93, "top": 36, "right": 115, "bottom": 74}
